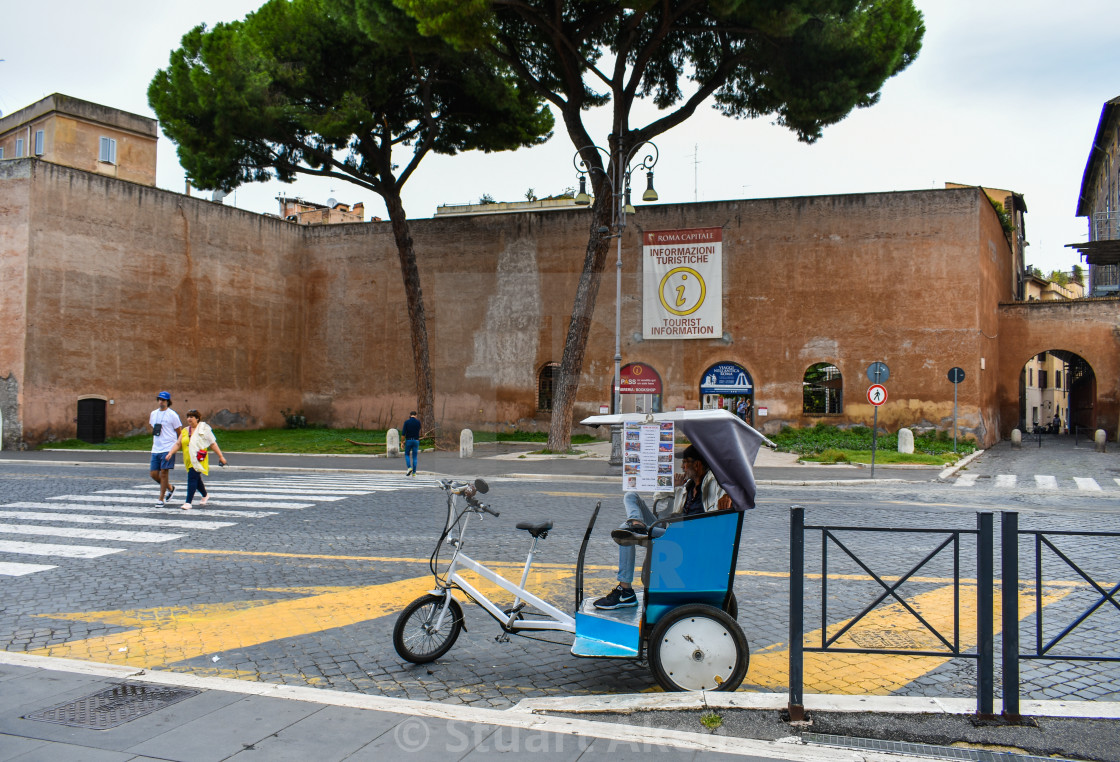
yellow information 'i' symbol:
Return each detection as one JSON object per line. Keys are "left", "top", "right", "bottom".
{"left": 659, "top": 267, "right": 706, "bottom": 316}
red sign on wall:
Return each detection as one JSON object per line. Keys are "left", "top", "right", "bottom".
{"left": 620, "top": 363, "right": 662, "bottom": 394}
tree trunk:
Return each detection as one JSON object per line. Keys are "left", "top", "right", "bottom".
{"left": 547, "top": 199, "right": 613, "bottom": 452}
{"left": 383, "top": 192, "right": 436, "bottom": 435}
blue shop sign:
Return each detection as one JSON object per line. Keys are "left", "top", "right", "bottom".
{"left": 700, "top": 363, "right": 753, "bottom": 394}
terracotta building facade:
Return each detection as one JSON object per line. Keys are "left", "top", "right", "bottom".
{"left": 2, "top": 156, "right": 1119, "bottom": 449}
{"left": 0, "top": 94, "right": 158, "bottom": 187}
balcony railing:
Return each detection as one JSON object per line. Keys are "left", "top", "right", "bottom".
{"left": 1090, "top": 212, "right": 1119, "bottom": 241}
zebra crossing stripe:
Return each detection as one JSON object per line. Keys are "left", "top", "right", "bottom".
{"left": 0, "top": 540, "right": 123, "bottom": 559}
{"left": 954, "top": 474, "right": 978, "bottom": 487}
{"left": 104, "top": 489, "right": 345, "bottom": 502}
{"left": 1074, "top": 477, "right": 1102, "bottom": 491}
{"left": 0, "top": 524, "right": 183, "bottom": 543}
{"left": 182, "top": 486, "right": 366, "bottom": 496}
{"left": 0, "top": 511, "right": 234, "bottom": 531}
{"left": 54, "top": 495, "right": 312, "bottom": 509}
{"left": 994, "top": 475, "right": 1017, "bottom": 488}
{"left": 6, "top": 502, "right": 276, "bottom": 519}
{"left": 1034, "top": 475, "right": 1058, "bottom": 489}
{"left": 0, "top": 562, "right": 56, "bottom": 576}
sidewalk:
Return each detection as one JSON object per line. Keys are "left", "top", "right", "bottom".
{"left": 3, "top": 438, "right": 936, "bottom": 484}
{"left": 3, "top": 652, "right": 1116, "bottom": 761}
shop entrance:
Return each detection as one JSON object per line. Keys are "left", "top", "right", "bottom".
{"left": 700, "top": 362, "right": 754, "bottom": 424}
{"left": 617, "top": 362, "right": 663, "bottom": 414}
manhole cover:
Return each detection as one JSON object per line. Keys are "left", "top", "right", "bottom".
{"left": 23, "top": 683, "right": 200, "bottom": 730}
{"left": 848, "top": 629, "right": 926, "bottom": 649}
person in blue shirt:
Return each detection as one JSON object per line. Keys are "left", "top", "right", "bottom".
{"left": 402, "top": 411, "right": 422, "bottom": 476}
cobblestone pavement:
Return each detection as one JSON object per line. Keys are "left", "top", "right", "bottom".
{"left": 0, "top": 457, "right": 1118, "bottom": 710}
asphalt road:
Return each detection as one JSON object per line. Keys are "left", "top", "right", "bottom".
{"left": 1, "top": 454, "right": 1118, "bottom": 712}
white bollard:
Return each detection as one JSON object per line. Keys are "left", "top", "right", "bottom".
{"left": 897, "top": 428, "right": 914, "bottom": 454}
{"left": 1011, "top": 429, "right": 1022, "bottom": 449}
{"left": 1096, "top": 429, "right": 1107, "bottom": 453}
{"left": 460, "top": 429, "right": 474, "bottom": 458}
{"left": 386, "top": 428, "right": 400, "bottom": 457}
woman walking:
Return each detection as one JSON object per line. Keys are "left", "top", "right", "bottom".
{"left": 164, "top": 409, "right": 227, "bottom": 509}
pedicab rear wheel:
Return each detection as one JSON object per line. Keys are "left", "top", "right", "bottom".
{"left": 649, "top": 604, "right": 749, "bottom": 692}
{"left": 393, "top": 594, "right": 464, "bottom": 664}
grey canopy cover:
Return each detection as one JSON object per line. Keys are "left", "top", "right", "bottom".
{"left": 579, "top": 409, "right": 771, "bottom": 511}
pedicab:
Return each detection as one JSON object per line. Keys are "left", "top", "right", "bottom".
{"left": 392, "top": 409, "right": 768, "bottom": 691}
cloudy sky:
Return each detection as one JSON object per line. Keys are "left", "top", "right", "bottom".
{"left": 2, "top": 1, "right": 1117, "bottom": 274}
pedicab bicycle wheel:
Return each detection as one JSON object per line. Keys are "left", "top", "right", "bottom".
{"left": 393, "top": 594, "right": 464, "bottom": 664}
{"left": 649, "top": 604, "right": 749, "bottom": 692}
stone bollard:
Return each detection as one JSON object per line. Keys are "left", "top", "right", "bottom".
{"left": 460, "top": 429, "right": 474, "bottom": 458}
{"left": 1011, "top": 429, "right": 1022, "bottom": 449}
{"left": 386, "top": 428, "right": 400, "bottom": 457}
{"left": 897, "top": 428, "right": 914, "bottom": 454}
{"left": 1096, "top": 429, "right": 1107, "bottom": 453}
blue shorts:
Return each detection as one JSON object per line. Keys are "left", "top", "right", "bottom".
{"left": 151, "top": 452, "right": 174, "bottom": 471}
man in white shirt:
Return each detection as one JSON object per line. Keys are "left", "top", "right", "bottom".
{"left": 149, "top": 391, "right": 183, "bottom": 506}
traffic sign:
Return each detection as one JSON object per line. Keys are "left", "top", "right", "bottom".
{"left": 867, "top": 384, "right": 887, "bottom": 406}
{"left": 948, "top": 367, "right": 965, "bottom": 384}
{"left": 866, "top": 362, "right": 890, "bottom": 383}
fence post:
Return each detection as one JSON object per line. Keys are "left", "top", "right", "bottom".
{"left": 788, "top": 505, "right": 805, "bottom": 722}
{"left": 977, "top": 511, "right": 995, "bottom": 717}
{"left": 1001, "top": 511, "right": 1021, "bottom": 721}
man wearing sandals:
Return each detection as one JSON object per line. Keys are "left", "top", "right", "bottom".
{"left": 594, "top": 444, "right": 732, "bottom": 610}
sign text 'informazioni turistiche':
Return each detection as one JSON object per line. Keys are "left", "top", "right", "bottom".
{"left": 642, "top": 227, "right": 722, "bottom": 339}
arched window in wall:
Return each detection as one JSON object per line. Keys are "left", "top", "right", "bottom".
{"left": 803, "top": 363, "right": 843, "bottom": 415}
{"left": 538, "top": 363, "right": 559, "bottom": 412}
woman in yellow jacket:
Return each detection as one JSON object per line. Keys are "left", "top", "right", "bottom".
{"left": 164, "top": 409, "right": 227, "bottom": 509}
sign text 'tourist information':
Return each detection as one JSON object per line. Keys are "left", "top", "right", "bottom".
{"left": 643, "top": 227, "right": 722, "bottom": 340}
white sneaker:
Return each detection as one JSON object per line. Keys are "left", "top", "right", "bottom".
{"left": 181, "top": 503, "right": 192, "bottom": 510}
{"left": 200, "top": 496, "right": 209, "bottom": 506}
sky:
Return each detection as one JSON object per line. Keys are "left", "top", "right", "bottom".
{"left": 2, "top": 1, "right": 1118, "bottom": 274}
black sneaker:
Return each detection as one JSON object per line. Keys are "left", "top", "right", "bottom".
{"left": 593, "top": 585, "right": 638, "bottom": 610}
{"left": 166, "top": 485, "right": 175, "bottom": 502}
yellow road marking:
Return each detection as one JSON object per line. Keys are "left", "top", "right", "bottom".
{"left": 32, "top": 567, "right": 581, "bottom": 668}
{"left": 177, "top": 550, "right": 1093, "bottom": 588}
{"left": 537, "top": 491, "right": 618, "bottom": 498}
{"left": 747, "top": 584, "right": 1071, "bottom": 694}
{"left": 175, "top": 548, "right": 613, "bottom": 571}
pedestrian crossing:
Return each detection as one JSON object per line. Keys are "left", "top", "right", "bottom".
{"left": 953, "top": 473, "right": 1120, "bottom": 492}
{"left": 0, "top": 472, "right": 434, "bottom": 578}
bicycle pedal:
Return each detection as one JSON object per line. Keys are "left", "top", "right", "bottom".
{"left": 495, "top": 633, "right": 510, "bottom": 644}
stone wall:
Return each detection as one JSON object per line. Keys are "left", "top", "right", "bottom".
{"left": 4, "top": 158, "right": 1116, "bottom": 448}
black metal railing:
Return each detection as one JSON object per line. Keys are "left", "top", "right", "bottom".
{"left": 788, "top": 507, "right": 994, "bottom": 720}
{"left": 789, "top": 507, "right": 1120, "bottom": 721}
{"left": 1000, "top": 511, "right": 1120, "bottom": 719}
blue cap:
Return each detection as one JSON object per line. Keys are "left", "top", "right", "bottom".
{"left": 157, "top": 391, "right": 171, "bottom": 401}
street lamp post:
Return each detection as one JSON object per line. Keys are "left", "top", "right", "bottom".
{"left": 573, "top": 140, "right": 659, "bottom": 465}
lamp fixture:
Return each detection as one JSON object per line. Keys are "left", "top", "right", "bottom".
{"left": 574, "top": 175, "right": 591, "bottom": 205}
{"left": 642, "top": 170, "right": 658, "bottom": 202}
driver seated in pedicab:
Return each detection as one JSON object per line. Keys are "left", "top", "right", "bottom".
{"left": 593, "top": 444, "right": 732, "bottom": 610}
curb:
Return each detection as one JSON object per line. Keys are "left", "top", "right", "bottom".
{"left": 937, "top": 448, "right": 986, "bottom": 481}
{"left": 511, "top": 691, "right": 1120, "bottom": 720}
{"left": 0, "top": 652, "right": 903, "bottom": 762}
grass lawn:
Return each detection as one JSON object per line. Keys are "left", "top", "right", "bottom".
{"left": 772, "top": 423, "right": 974, "bottom": 466}
{"left": 44, "top": 427, "right": 601, "bottom": 455}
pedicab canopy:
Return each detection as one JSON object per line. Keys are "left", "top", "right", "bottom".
{"left": 579, "top": 409, "right": 773, "bottom": 511}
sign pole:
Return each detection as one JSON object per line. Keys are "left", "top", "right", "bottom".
{"left": 871, "top": 406, "right": 878, "bottom": 479}
{"left": 953, "top": 381, "right": 958, "bottom": 453}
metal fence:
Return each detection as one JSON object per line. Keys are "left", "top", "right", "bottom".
{"left": 787, "top": 507, "right": 1120, "bottom": 721}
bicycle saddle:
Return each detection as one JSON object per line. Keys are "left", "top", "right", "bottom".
{"left": 515, "top": 520, "right": 553, "bottom": 538}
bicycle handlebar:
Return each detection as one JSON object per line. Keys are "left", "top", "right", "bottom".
{"left": 465, "top": 494, "right": 499, "bottom": 517}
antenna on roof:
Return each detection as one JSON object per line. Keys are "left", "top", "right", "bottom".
{"left": 326, "top": 197, "right": 338, "bottom": 207}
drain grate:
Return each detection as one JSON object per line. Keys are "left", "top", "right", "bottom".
{"left": 802, "top": 732, "right": 1072, "bottom": 762}
{"left": 23, "top": 683, "right": 201, "bottom": 730}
